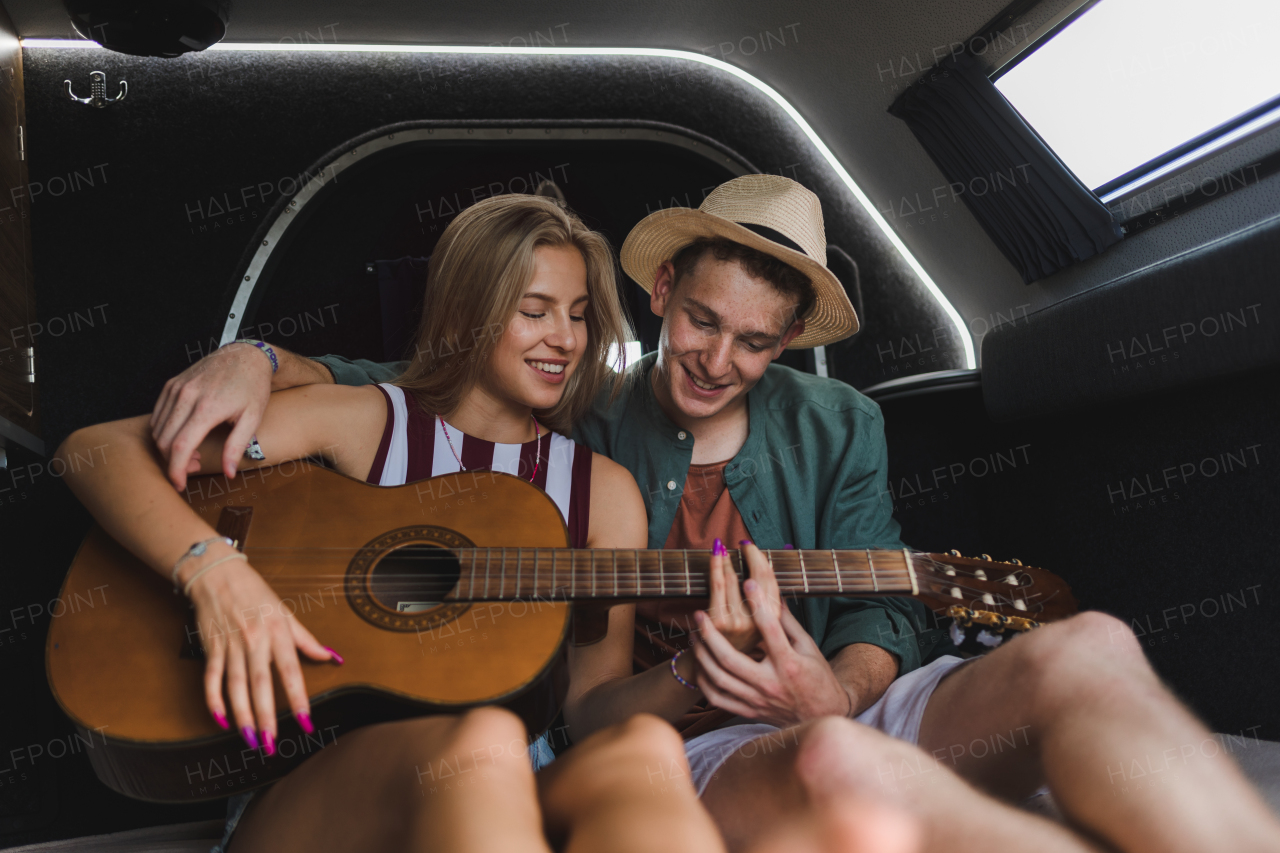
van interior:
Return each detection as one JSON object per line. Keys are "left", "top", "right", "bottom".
{"left": 0, "top": 0, "right": 1278, "bottom": 847}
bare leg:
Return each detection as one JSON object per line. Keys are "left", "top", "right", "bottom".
{"left": 746, "top": 797, "right": 922, "bottom": 853}
{"left": 233, "top": 707, "right": 548, "bottom": 853}
{"left": 919, "top": 611, "right": 1280, "bottom": 853}
{"left": 538, "top": 714, "right": 726, "bottom": 853}
{"left": 700, "top": 716, "right": 1103, "bottom": 853}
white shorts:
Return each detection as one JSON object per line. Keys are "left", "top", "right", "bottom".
{"left": 683, "top": 654, "right": 969, "bottom": 795}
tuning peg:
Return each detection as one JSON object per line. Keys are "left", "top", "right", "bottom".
{"left": 947, "top": 549, "right": 961, "bottom": 557}
{"left": 1010, "top": 558, "right": 1023, "bottom": 565}
{"left": 980, "top": 553, "right": 993, "bottom": 562}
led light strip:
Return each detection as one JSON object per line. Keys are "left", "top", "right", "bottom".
{"left": 22, "top": 38, "right": 976, "bottom": 368}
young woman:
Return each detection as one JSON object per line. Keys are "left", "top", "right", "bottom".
{"left": 55, "top": 194, "right": 716, "bottom": 853}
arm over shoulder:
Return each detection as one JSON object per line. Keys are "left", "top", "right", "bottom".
{"left": 312, "top": 355, "right": 408, "bottom": 387}
{"left": 251, "top": 383, "right": 388, "bottom": 479}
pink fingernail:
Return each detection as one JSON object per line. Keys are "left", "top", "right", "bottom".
{"left": 694, "top": 611, "right": 706, "bottom": 625}
{"left": 242, "top": 726, "right": 259, "bottom": 750}
{"left": 739, "top": 539, "right": 753, "bottom": 547}
{"left": 325, "top": 646, "right": 345, "bottom": 665}
{"left": 783, "top": 544, "right": 793, "bottom": 549}
{"left": 713, "top": 538, "right": 726, "bottom": 557}
{"left": 262, "top": 731, "right": 276, "bottom": 756}
{"left": 212, "top": 711, "right": 229, "bottom": 730}
{"left": 297, "top": 712, "right": 315, "bottom": 734}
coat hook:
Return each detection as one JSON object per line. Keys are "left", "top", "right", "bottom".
{"left": 64, "top": 71, "right": 127, "bottom": 108}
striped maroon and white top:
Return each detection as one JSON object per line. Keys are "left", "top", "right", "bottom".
{"left": 366, "top": 384, "right": 594, "bottom": 548}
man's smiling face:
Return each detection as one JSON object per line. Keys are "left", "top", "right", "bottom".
{"left": 650, "top": 252, "right": 806, "bottom": 422}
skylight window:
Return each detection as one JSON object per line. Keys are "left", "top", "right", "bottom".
{"left": 995, "top": 0, "right": 1280, "bottom": 193}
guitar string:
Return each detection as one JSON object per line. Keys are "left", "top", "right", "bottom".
{"left": 235, "top": 548, "right": 1015, "bottom": 582}
{"left": 237, "top": 574, "right": 1013, "bottom": 600}
{"left": 235, "top": 568, "right": 1013, "bottom": 590}
{"left": 242, "top": 568, "right": 1027, "bottom": 603}
{"left": 218, "top": 548, "right": 1026, "bottom": 599}
{"left": 227, "top": 561, "right": 1008, "bottom": 584}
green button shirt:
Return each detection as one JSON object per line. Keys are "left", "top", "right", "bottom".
{"left": 316, "top": 352, "right": 948, "bottom": 675}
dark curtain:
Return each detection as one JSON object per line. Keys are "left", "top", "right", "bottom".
{"left": 375, "top": 256, "right": 430, "bottom": 361}
{"left": 888, "top": 53, "right": 1123, "bottom": 283}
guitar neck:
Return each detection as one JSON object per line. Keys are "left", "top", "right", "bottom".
{"left": 445, "top": 548, "right": 918, "bottom": 602}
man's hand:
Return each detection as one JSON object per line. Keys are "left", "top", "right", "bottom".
{"left": 692, "top": 544, "right": 853, "bottom": 727}
{"left": 151, "top": 343, "right": 276, "bottom": 490}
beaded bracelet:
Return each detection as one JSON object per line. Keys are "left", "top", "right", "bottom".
{"left": 182, "top": 553, "right": 247, "bottom": 597}
{"left": 669, "top": 648, "right": 700, "bottom": 691}
{"left": 234, "top": 338, "right": 278, "bottom": 373}
{"left": 171, "top": 536, "right": 234, "bottom": 592}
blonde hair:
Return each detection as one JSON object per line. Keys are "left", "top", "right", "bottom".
{"left": 396, "top": 194, "right": 632, "bottom": 435}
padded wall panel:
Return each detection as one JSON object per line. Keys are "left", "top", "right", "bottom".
{"left": 881, "top": 369, "right": 1280, "bottom": 739}
{"left": 983, "top": 213, "right": 1280, "bottom": 421}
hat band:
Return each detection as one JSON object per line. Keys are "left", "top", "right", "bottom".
{"left": 734, "top": 221, "right": 810, "bottom": 259}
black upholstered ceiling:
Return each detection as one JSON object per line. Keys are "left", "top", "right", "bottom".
{"left": 7, "top": 0, "right": 1277, "bottom": 373}
{"left": 18, "top": 45, "right": 957, "bottom": 444}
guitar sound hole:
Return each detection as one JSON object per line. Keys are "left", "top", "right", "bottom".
{"left": 369, "top": 544, "right": 462, "bottom": 613}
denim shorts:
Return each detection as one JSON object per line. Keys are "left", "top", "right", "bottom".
{"left": 209, "top": 732, "right": 556, "bottom": 852}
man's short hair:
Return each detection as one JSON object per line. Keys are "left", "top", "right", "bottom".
{"left": 671, "top": 238, "right": 816, "bottom": 324}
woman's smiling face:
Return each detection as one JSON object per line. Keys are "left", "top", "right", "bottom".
{"left": 478, "top": 243, "right": 590, "bottom": 414}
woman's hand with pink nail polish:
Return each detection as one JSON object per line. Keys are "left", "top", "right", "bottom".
{"left": 184, "top": 547, "right": 330, "bottom": 749}
{"left": 704, "top": 537, "right": 761, "bottom": 653}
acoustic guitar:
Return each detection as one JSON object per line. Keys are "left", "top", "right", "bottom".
{"left": 47, "top": 463, "right": 1076, "bottom": 803}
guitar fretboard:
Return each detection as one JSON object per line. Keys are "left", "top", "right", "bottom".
{"left": 437, "top": 548, "right": 917, "bottom": 602}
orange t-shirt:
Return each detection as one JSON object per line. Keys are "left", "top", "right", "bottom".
{"left": 633, "top": 459, "right": 752, "bottom": 738}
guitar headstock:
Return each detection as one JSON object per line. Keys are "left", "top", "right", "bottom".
{"left": 912, "top": 551, "right": 1078, "bottom": 623}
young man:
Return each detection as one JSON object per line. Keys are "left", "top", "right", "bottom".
{"left": 151, "top": 177, "right": 1279, "bottom": 853}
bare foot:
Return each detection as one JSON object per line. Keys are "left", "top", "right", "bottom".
{"left": 747, "top": 797, "right": 921, "bottom": 853}
{"left": 789, "top": 718, "right": 1103, "bottom": 853}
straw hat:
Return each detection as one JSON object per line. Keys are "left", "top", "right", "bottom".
{"left": 620, "top": 174, "right": 858, "bottom": 348}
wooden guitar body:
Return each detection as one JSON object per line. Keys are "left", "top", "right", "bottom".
{"left": 48, "top": 463, "right": 1078, "bottom": 803}
{"left": 47, "top": 464, "right": 571, "bottom": 803}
